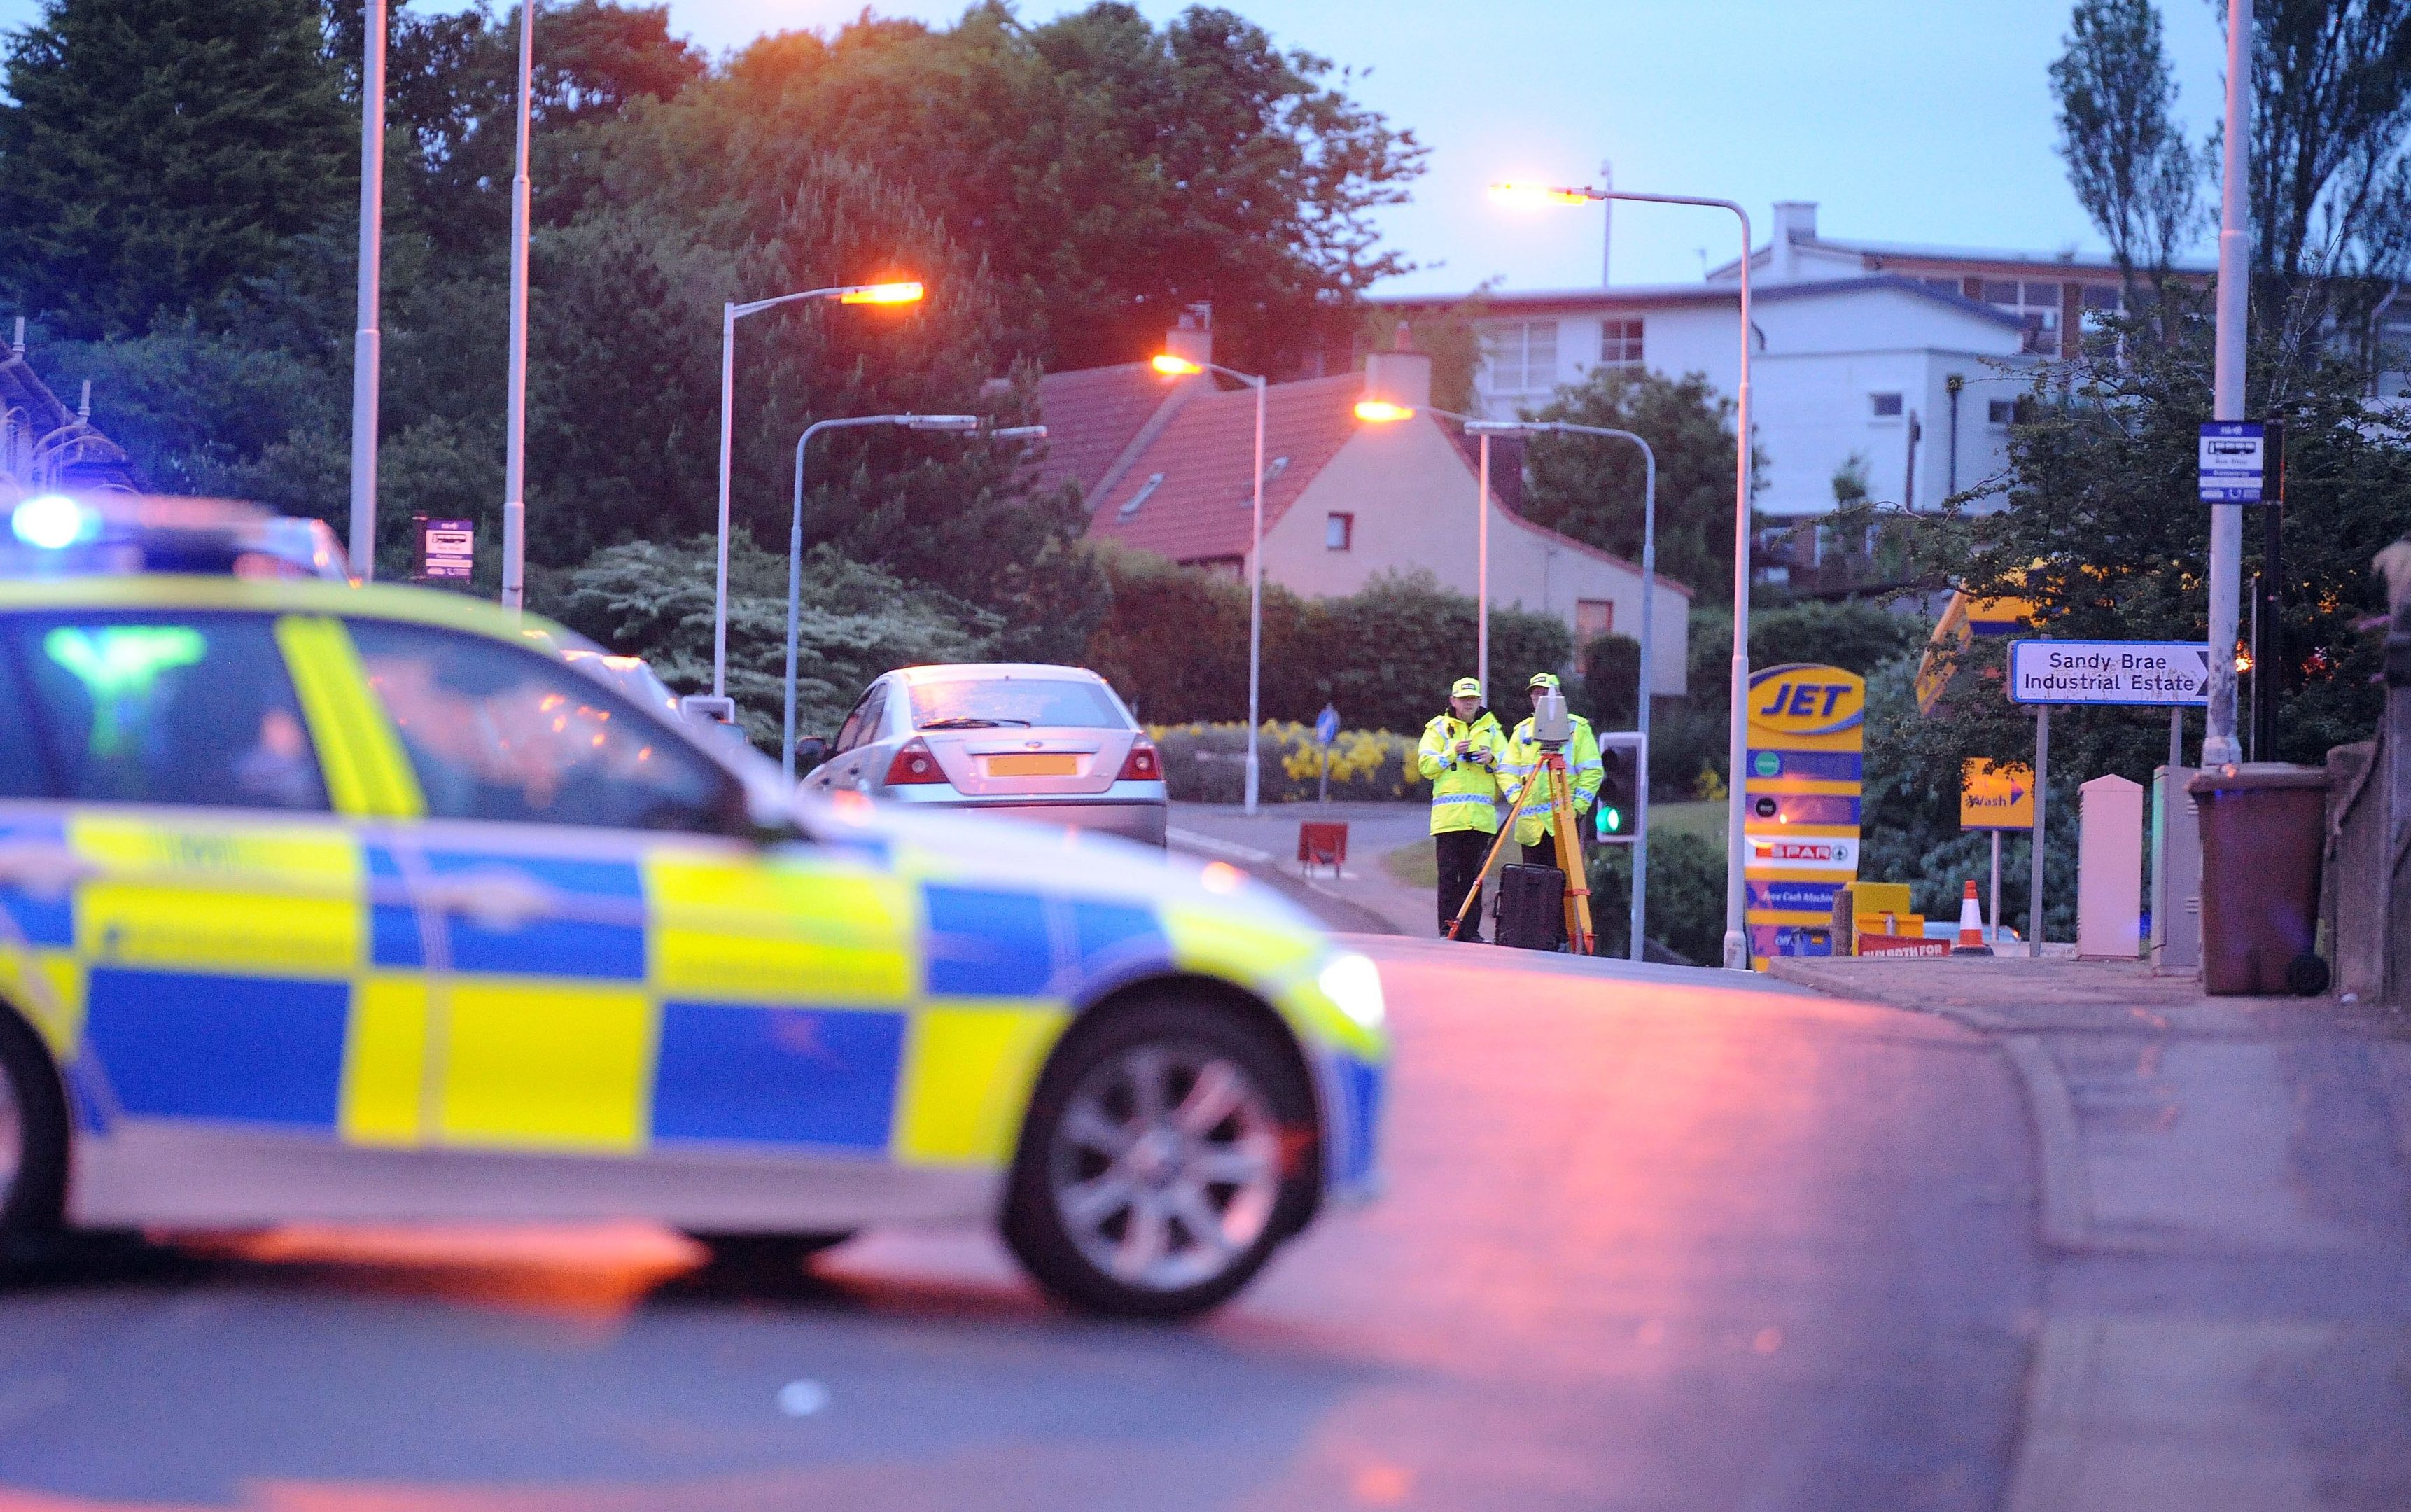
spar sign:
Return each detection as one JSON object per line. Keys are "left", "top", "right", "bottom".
{"left": 1743, "top": 663, "right": 1864, "bottom": 962}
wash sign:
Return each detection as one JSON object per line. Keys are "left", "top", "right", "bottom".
{"left": 2007, "top": 640, "right": 2209, "bottom": 706}
{"left": 2198, "top": 422, "right": 2265, "bottom": 503}
{"left": 1743, "top": 663, "right": 1864, "bottom": 963}
{"left": 1961, "top": 760, "right": 2034, "bottom": 830}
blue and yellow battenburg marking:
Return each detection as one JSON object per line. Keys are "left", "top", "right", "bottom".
{"left": 1741, "top": 664, "right": 1866, "bottom": 963}
{"left": 0, "top": 808, "right": 1369, "bottom": 1175}
{"left": 0, "top": 607, "right": 1383, "bottom": 1191}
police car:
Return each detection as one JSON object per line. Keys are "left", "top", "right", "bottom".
{"left": 0, "top": 493, "right": 1386, "bottom": 1317}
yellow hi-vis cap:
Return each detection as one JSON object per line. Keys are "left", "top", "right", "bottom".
{"left": 1528, "top": 671, "right": 1561, "bottom": 690}
{"left": 1450, "top": 677, "right": 1481, "bottom": 699}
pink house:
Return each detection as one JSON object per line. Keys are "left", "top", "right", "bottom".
{"left": 1036, "top": 342, "right": 1691, "bottom": 697}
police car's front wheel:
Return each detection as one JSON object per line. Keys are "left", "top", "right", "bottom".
{"left": 0, "top": 1007, "right": 68, "bottom": 1256}
{"left": 1004, "top": 995, "right": 1315, "bottom": 1319}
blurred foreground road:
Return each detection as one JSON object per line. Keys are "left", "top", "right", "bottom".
{"left": 0, "top": 939, "right": 2038, "bottom": 1511}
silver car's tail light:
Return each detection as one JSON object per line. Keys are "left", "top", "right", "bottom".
{"left": 885, "top": 736, "right": 951, "bottom": 785}
{"left": 1117, "top": 735, "right": 1162, "bottom": 781}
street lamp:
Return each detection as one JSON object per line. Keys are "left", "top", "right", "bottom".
{"left": 347, "top": 0, "right": 386, "bottom": 581}
{"left": 1493, "top": 178, "right": 1756, "bottom": 971}
{"left": 715, "top": 279, "right": 927, "bottom": 701}
{"left": 500, "top": 0, "right": 533, "bottom": 611}
{"left": 781, "top": 414, "right": 1045, "bottom": 780}
{"left": 1155, "top": 351, "right": 1271, "bottom": 813}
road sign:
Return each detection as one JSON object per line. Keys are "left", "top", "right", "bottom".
{"left": 2198, "top": 421, "right": 2264, "bottom": 503}
{"left": 1314, "top": 704, "right": 1340, "bottom": 746}
{"left": 415, "top": 516, "right": 474, "bottom": 581}
{"left": 1743, "top": 663, "right": 1864, "bottom": 962}
{"left": 1960, "top": 760, "right": 2035, "bottom": 830}
{"left": 2006, "top": 640, "right": 2209, "bottom": 706}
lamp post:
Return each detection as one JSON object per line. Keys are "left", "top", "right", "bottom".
{"left": 1493, "top": 180, "right": 1755, "bottom": 970}
{"left": 1152, "top": 352, "right": 1270, "bottom": 813}
{"left": 2202, "top": 0, "right": 2253, "bottom": 767}
{"left": 783, "top": 415, "right": 1046, "bottom": 781}
{"left": 498, "top": 0, "right": 533, "bottom": 611}
{"left": 347, "top": 0, "right": 386, "bottom": 581}
{"left": 715, "top": 280, "right": 926, "bottom": 701}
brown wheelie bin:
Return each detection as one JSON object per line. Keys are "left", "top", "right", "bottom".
{"left": 2187, "top": 763, "right": 2331, "bottom": 995}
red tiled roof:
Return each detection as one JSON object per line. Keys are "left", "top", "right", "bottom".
{"left": 1033, "top": 362, "right": 1176, "bottom": 500}
{"left": 1085, "top": 372, "right": 1366, "bottom": 564}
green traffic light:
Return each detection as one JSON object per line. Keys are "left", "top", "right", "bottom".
{"left": 1597, "top": 805, "right": 1623, "bottom": 837}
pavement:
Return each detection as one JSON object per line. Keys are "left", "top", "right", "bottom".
{"left": 1765, "top": 954, "right": 2411, "bottom": 1512}
{"left": 0, "top": 939, "right": 2042, "bottom": 1511}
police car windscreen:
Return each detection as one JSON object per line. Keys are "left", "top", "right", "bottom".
{"left": 908, "top": 677, "right": 1127, "bottom": 730}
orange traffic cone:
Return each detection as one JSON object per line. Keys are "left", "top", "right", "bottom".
{"left": 1952, "top": 879, "right": 1991, "bottom": 955}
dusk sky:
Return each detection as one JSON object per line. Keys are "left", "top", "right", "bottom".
{"left": 1, "top": 0, "right": 2236, "bottom": 293}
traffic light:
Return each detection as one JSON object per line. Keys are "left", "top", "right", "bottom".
{"left": 1594, "top": 738, "right": 1640, "bottom": 843}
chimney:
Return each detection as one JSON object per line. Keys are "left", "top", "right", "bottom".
{"left": 1771, "top": 201, "right": 1817, "bottom": 282}
{"left": 1162, "top": 302, "right": 1212, "bottom": 370}
{"left": 1363, "top": 337, "right": 1432, "bottom": 410}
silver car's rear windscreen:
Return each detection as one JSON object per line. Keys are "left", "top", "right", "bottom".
{"left": 907, "top": 677, "right": 1129, "bottom": 730}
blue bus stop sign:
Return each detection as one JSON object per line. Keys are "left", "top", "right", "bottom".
{"left": 2199, "top": 421, "right": 2265, "bottom": 503}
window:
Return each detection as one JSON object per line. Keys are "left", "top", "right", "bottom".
{"left": 1599, "top": 319, "right": 1644, "bottom": 369}
{"left": 1870, "top": 392, "right": 1903, "bottom": 418}
{"left": 2082, "top": 285, "right": 2123, "bottom": 313}
{"left": 1987, "top": 398, "right": 2019, "bottom": 426}
{"left": 1325, "top": 512, "right": 1353, "bottom": 551}
{"left": 11, "top": 612, "right": 325, "bottom": 811}
{"left": 1982, "top": 277, "right": 2065, "bottom": 352}
{"left": 906, "top": 676, "right": 1129, "bottom": 731}
{"left": 1117, "top": 472, "right": 1164, "bottom": 519}
{"left": 348, "top": 620, "right": 736, "bottom": 832}
{"left": 1575, "top": 599, "right": 1614, "bottom": 640}
{"left": 1920, "top": 276, "right": 1962, "bottom": 298}
{"left": 1483, "top": 320, "right": 1559, "bottom": 393}
{"left": 834, "top": 684, "right": 886, "bottom": 752}
{"left": 0, "top": 636, "right": 49, "bottom": 797}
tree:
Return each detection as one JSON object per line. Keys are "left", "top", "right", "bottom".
{"left": 611, "top": 3, "right": 1425, "bottom": 375}
{"left": 2050, "top": 0, "right": 2204, "bottom": 298}
{"left": 553, "top": 532, "right": 1002, "bottom": 751}
{"left": 1515, "top": 367, "right": 1763, "bottom": 598}
{"left": 0, "top": 0, "right": 354, "bottom": 339}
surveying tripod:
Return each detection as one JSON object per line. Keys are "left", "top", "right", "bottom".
{"left": 1444, "top": 710, "right": 1595, "bottom": 954}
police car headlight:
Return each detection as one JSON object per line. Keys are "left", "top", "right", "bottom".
{"left": 1316, "top": 951, "right": 1385, "bottom": 1032}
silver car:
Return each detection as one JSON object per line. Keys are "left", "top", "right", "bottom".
{"left": 802, "top": 664, "right": 1168, "bottom": 845}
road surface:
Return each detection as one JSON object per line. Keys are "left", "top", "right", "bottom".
{"left": 0, "top": 938, "right": 2039, "bottom": 1511}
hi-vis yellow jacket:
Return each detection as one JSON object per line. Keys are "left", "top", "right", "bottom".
{"left": 1416, "top": 709, "right": 1505, "bottom": 836}
{"left": 1499, "top": 713, "right": 1604, "bottom": 848}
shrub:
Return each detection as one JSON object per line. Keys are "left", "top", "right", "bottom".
{"left": 1149, "top": 721, "right": 1430, "bottom": 803}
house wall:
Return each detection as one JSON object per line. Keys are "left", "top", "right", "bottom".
{"left": 1257, "top": 419, "right": 1690, "bottom": 698}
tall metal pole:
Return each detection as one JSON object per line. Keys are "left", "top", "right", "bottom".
{"left": 498, "top": 0, "right": 535, "bottom": 612}
{"left": 1476, "top": 431, "right": 1490, "bottom": 690}
{"left": 714, "top": 304, "right": 736, "bottom": 698}
{"left": 347, "top": 0, "right": 386, "bottom": 581}
{"left": 2029, "top": 704, "right": 2050, "bottom": 953}
{"left": 1632, "top": 439, "right": 1656, "bottom": 964}
{"left": 1244, "top": 374, "right": 1266, "bottom": 814}
{"left": 2203, "top": 0, "right": 2253, "bottom": 766}
{"left": 1721, "top": 208, "right": 1756, "bottom": 970}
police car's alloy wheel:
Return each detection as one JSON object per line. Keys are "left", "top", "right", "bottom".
{"left": 1005, "top": 996, "right": 1315, "bottom": 1319}
{"left": 0, "top": 1007, "right": 68, "bottom": 1250}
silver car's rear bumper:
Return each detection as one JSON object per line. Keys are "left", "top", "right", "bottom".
{"left": 887, "top": 792, "right": 1168, "bottom": 846}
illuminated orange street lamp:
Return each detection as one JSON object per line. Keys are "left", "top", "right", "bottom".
{"left": 1351, "top": 400, "right": 1414, "bottom": 424}
{"left": 1492, "top": 174, "right": 1758, "bottom": 972}
{"left": 713, "top": 279, "right": 928, "bottom": 697}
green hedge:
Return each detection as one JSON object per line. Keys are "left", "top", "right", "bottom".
{"left": 1149, "top": 721, "right": 1430, "bottom": 804}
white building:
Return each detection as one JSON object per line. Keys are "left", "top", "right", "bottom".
{"left": 1374, "top": 202, "right": 2048, "bottom": 525}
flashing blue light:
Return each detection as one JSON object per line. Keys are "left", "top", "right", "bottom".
{"left": 11, "top": 493, "right": 89, "bottom": 550}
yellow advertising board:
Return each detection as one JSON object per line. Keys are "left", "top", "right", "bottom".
{"left": 1742, "top": 663, "right": 1864, "bottom": 963}
{"left": 1960, "top": 760, "right": 2035, "bottom": 830}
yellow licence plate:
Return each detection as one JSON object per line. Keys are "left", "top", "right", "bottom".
{"left": 986, "top": 753, "right": 1079, "bottom": 777}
